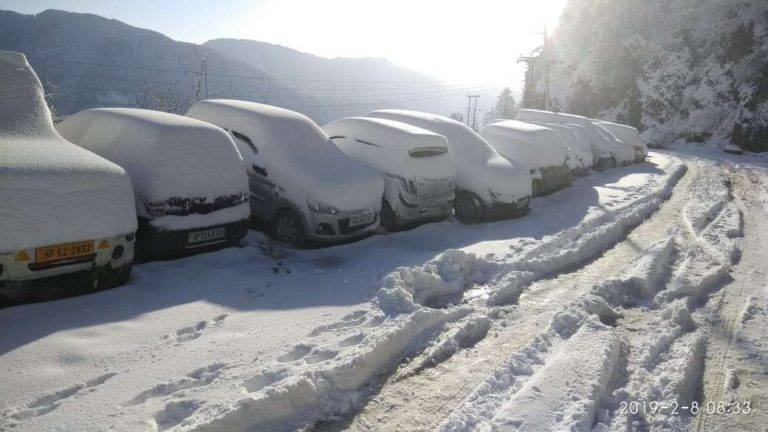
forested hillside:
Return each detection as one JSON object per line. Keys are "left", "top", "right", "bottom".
{"left": 527, "top": 0, "right": 768, "bottom": 151}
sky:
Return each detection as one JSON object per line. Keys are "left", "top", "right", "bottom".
{"left": 0, "top": 0, "right": 567, "bottom": 89}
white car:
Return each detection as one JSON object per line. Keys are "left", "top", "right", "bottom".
{"left": 523, "top": 121, "right": 594, "bottom": 176}
{"left": 187, "top": 100, "right": 384, "bottom": 246}
{"left": 516, "top": 109, "right": 616, "bottom": 170}
{"left": 480, "top": 120, "right": 573, "bottom": 197}
{"left": 591, "top": 122, "right": 636, "bottom": 166}
{"left": 58, "top": 108, "right": 250, "bottom": 260}
{"left": 0, "top": 51, "right": 137, "bottom": 303}
{"left": 323, "top": 117, "right": 456, "bottom": 231}
{"left": 367, "top": 109, "right": 531, "bottom": 223}
{"left": 594, "top": 120, "right": 647, "bottom": 162}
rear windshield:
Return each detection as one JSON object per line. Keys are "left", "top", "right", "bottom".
{"left": 408, "top": 147, "right": 447, "bottom": 158}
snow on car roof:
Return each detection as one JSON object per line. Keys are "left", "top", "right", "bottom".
{"left": 187, "top": 100, "right": 384, "bottom": 212}
{"left": 187, "top": 99, "right": 330, "bottom": 154}
{"left": 481, "top": 120, "right": 570, "bottom": 170}
{"left": 595, "top": 121, "right": 643, "bottom": 148}
{"left": 516, "top": 109, "right": 615, "bottom": 159}
{"left": 322, "top": 117, "right": 448, "bottom": 152}
{"left": 0, "top": 51, "right": 137, "bottom": 252}
{"left": 57, "top": 108, "right": 248, "bottom": 204}
{"left": 367, "top": 109, "right": 495, "bottom": 160}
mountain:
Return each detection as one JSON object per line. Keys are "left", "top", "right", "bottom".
{"left": 0, "top": 9, "right": 499, "bottom": 124}
{"left": 524, "top": 0, "right": 768, "bottom": 152}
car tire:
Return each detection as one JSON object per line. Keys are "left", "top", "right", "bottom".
{"left": 97, "top": 263, "right": 133, "bottom": 289}
{"left": 273, "top": 210, "right": 306, "bottom": 246}
{"left": 380, "top": 200, "right": 398, "bottom": 232}
{"left": 453, "top": 191, "right": 485, "bottom": 224}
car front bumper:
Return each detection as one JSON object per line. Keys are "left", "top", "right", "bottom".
{"left": 484, "top": 196, "right": 531, "bottom": 221}
{"left": 137, "top": 218, "right": 248, "bottom": 260}
{"left": 304, "top": 208, "right": 380, "bottom": 243}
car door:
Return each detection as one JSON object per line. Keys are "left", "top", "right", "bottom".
{"left": 229, "top": 130, "right": 276, "bottom": 220}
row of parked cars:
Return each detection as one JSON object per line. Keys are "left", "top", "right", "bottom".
{"left": 0, "top": 50, "right": 647, "bottom": 303}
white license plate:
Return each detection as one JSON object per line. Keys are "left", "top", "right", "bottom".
{"left": 422, "top": 206, "right": 444, "bottom": 216}
{"left": 188, "top": 227, "right": 226, "bottom": 243}
{"left": 349, "top": 213, "right": 375, "bottom": 227}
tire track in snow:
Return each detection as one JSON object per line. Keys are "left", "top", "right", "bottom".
{"left": 311, "top": 156, "right": 689, "bottom": 432}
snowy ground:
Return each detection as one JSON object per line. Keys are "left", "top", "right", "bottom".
{"left": 1, "top": 151, "right": 766, "bottom": 432}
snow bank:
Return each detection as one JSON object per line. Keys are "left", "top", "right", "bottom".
{"left": 323, "top": 116, "right": 456, "bottom": 181}
{"left": 57, "top": 108, "right": 249, "bottom": 219}
{"left": 187, "top": 100, "right": 383, "bottom": 212}
{"left": 480, "top": 120, "right": 572, "bottom": 176}
{"left": 0, "top": 51, "right": 136, "bottom": 253}
{"left": 515, "top": 109, "right": 614, "bottom": 164}
{"left": 367, "top": 109, "right": 531, "bottom": 203}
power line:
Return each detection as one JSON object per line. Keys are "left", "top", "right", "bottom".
{"left": 32, "top": 58, "right": 455, "bottom": 84}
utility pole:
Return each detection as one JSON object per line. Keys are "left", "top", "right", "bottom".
{"left": 196, "top": 57, "right": 208, "bottom": 100}
{"left": 465, "top": 94, "right": 480, "bottom": 131}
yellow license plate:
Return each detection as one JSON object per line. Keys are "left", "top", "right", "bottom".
{"left": 35, "top": 240, "right": 94, "bottom": 264}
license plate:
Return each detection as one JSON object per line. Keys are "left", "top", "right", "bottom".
{"left": 422, "top": 206, "right": 444, "bottom": 216}
{"left": 188, "top": 227, "right": 226, "bottom": 243}
{"left": 35, "top": 240, "right": 94, "bottom": 264}
{"left": 418, "top": 193, "right": 448, "bottom": 202}
{"left": 349, "top": 213, "right": 375, "bottom": 227}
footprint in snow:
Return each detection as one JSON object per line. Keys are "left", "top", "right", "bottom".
{"left": 166, "top": 314, "right": 229, "bottom": 344}
{"left": 125, "top": 362, "right": 227, "bottom": 406}
{"left": 277, "top": 343, "right": 314, "bottom": 362}
{"left": 6, "top": 372, "right": 117, "bottom": 422}
{"left": 154, "top": 399, "right": 202, "bottom": 431}
{"left": 243, "top": 369, "right": 288, "bottom": 392}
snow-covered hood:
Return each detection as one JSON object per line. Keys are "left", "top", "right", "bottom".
{"left": 186, "top": 100, "right": 384, "bottom": 212}
{"left": 480, "top": 120, "right": 572, "bottom": 172}
{"left": 0, "top": 51, "right": 136, "bottom": 252}
{"left": 367, "top": 109, "right": 530, "bottom": 202}
{"left": 57, "top": 108, "right": 249, "bottom": 215}
{"left": 515, "top": 109, "right": 614, "bottom": 160}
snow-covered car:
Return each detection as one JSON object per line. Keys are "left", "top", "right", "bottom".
{"left": 58, "top": 108, "right": 250, "bottom": 260}
{"left": 187, "top": 100, "right": 384, "bottom": 246}
{"left": 323, "top": 117, "right": 456, "bottom": 230}
{"left": 515, "top": 109, "right": 616, "bottom": 170}
{"left": 593, "top": 120, "right": 647, "bottom": 162}
{"left": 591, "top": 122, "right": 636, "bottom": 166}
{"left": 367, "top": 109, "right": 531, "bottom": 223}
{"left": 480, "top": 120, "right": 573, "bottom": 197}
{"left": 0, "top": 51, "right": 137, "bottom": 303}
{"left": 522, "top": 121, "right": 594, "bottom": 176}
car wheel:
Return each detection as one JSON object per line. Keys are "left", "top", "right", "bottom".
{"left": 274, "top": 210, "right": 305, "bottom": 246}
{"left": 380, "top": 200, "right": 398, "bottom": 232}
{"left": 453, "top": 192, "right": 485, "bottom": 224}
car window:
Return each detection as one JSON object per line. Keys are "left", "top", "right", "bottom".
{"left": 231, "top": 130, "right": 258, "bottom": 154}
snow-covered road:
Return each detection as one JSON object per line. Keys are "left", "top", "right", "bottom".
{"left": 2, "top": 151, "right": 767, "bottom": 432}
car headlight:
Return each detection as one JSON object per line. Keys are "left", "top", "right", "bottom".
{"left": 306, "top": 199, "right": 339, "bottom": 214}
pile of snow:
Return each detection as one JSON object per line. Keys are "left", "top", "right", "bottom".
{"left": 595, "top": 120, "right": 648, "bottom": 160}
{"left": 367, "top": 109, "right": 531, "bottom": 203}
{"left": 187, "top": 100, "right": 384, "bottom": 212}
{"left": 0, "top": 50, "right": 136, "bottom": 253}
{"left": 515, "top": 109, "right": 616, "bottom": 167}
{"left": 524, "top": 121, "right": 594, "bottom": 173}
{"left": 322, "top": 116, "right": 456, "bottom": 182}
{"left": 57, "top": 108, "right": 249, "bottom": 225}
{"left": 592, "top": 122, "right": 636, "bottom": 165}
{"left": 480, "top": 120, "right": 572, "bottom": 176}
